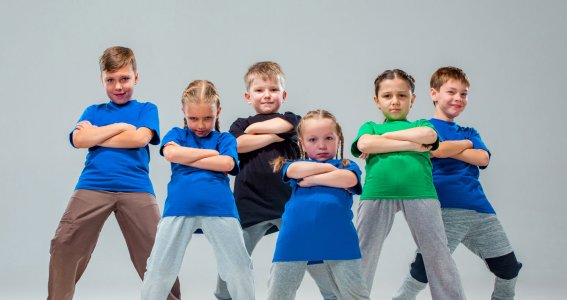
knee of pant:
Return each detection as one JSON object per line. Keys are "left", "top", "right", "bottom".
{"left": 485, "top": 252, "right": 522, "bottom": 280}
{"left": 409, "top": 253, "right": 429, "bottom": 283}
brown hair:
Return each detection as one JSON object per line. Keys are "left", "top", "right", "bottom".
{"left": 373, "top": 69, "right": 415, "bottom": 96}
{"left": 99, "top": 46, "right": 137, "bottom": 73}
{"left": 272, "top": 109, "right": 349, "bottom": 172}
{"left": 181, "top": 80, "right": 221, "bottom": 131}
{"left": 244, "top": 61, "right": 285, "bottom": 91}
{"left": 430, "top": 66, "right": 470, "bottom": 91}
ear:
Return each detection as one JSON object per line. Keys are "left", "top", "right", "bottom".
{"left": 373, "top": 95, "right": 381, "bottom": 110}
{"left": 134, "top": 72, "right": 139, "bottom": 85}
{"left": 430, "top": 87, "right": 438, "bottom": 104}
{"left": 281, "top": 90, "right": 287, "bottom": 103}
{"left": 410, "top": 93, "right": 416, "bottom": 107}
{"left": 216, "top": 105, "right": 222, "bottom": 116}
{"left": 244, "top": 91, "right": 252, "bottom": 104}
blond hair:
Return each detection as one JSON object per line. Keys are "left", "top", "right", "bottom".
{"left": 272, "top": 109, "right": 349, "bottom": 172}
{"left": 99, "top": 46, "right": 137, "bottom": 73}
{"left": 244, "top": 61, "right": 285, "bottom": 91}
{"left": 181, "top": 80, "right": 221, "bottom": 131}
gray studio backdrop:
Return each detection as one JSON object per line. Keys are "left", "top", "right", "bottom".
{"left": 1, "top": 1, "right": 565, "bottom": 299}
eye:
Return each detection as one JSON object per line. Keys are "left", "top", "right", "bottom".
{"left": 307, "top": 137, "right": 316, "bottom": 143}
{"left": 270, "top": 88, "right": 279, "bottom": 92}
{"left": 106, "top": 78, "right": 114, "bottom": 83}
{"left": 461, "top": 92, "right": 468, "bottom": 97}
{"left": 325, "top": 136, "right": 335, "bottom": 141}
{"left": 447, "top": 91, "right": 455, "bottom": 95}
{"left": 382, "top": 94, "right": 391, "bottom": 99}
{"left": 188, "top": 117, "right": 198, "bottom": 121}
{"left": 204, "top": 116, "right": 213, "bottom": 121}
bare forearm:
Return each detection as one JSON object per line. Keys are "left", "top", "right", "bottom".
{"left": 301, "top": 170, "right": 357, "bottom": 188}
{"left": 72, "top": 123, "right": 128, "bottom": 148}
{"left": 188, "top": 155, "right": 235, "bottom": 172}
{"left": 99, "top": 128, "right": 153, "bottom": 148}
{"left": 451, "top": 149, "right": 490, "bottom": 167}
{"left": 245, "top": 118, "right": 294, "bottom": 134}
{"left": 382, "top": 127, "right": 437, "bottom": 145}
{"left": 237, "top": 134, "right": 283, "bottom": 153}
{"left": 431, "top": 140, "right": 473, "bottom": 158}
{"left": 164, "top": 146, "right": 219, "bottom": 165}
{"left": 357, "top": 135, "right": 422, "bottom": 154}
{"left": 286, "top": 161, "right": 337, "bottom": 179}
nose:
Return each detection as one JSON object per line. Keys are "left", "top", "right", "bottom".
{"left": 263, "top": 90, "right": 271, "bottom": 99}
{"left": 317, "top": 140, "right": 327, "bottom": 149}
{"left": 392, "top": 96, "right": 400, "bottom": 105}
{"left": 114, "top": 81, "right": 122, "bottom": 90}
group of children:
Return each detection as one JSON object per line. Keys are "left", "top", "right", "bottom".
{"left": 47, "top": 46, "right": 522, "bottom": 300}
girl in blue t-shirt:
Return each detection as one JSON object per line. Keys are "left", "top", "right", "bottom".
{"left": 267, "top": 109, "right": 370, "bottom": 300}
{"left": 141, "top": 80, "right": 254, "bottom": 300}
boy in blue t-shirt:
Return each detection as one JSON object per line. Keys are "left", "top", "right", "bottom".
{"left": 393, "top": 67, "right": 522, "bottom": 300}
{"left": 47, "top": 46, "right": 180, "bottom": 300}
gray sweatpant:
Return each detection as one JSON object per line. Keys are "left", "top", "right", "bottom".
{"left": 267, "top": 260, "right": 370, "bottom": 300}
{"left": 393, "top": 208, "right": 518, "bottom": 300}
{"left": 142, "top": 216, "right": 254, "bottom": 300}
{"left": 355, "top": 199, "right": 465, "bottom": 300}
{"left": 215, "top": 219, "right": 338, "bottom": 300}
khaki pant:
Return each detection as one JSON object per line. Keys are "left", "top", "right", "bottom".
{"left": 48, "top": 189, "right": 181, "bottom": 300}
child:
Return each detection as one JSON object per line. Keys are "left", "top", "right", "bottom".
{"left": 392, "top": 67, "right": 522, "bottom": 300}
{"left": 215, "top": 62, "right": 336, "bottom": 300}
{"left": 47, "top": 46, "right": 180, "bottom": 300}
{"left": 351, "top": 69, "right": 465, "bottom": 299}
{"left": 141, "top": 80, "right": 254, "bottom": 300}
{"left": 267, "top": 110, "right": 370, "bottom": 300}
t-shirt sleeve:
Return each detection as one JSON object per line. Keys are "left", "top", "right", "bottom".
{"left": 138, "top": 103, "right": 161, "bottom": 145}
{"left": 351, "top": 122, "right": 375, "bottom": 157}
{"left": 229, "top": 118, "right": 249, "bottom": 138}
{"left": 218, "top": 132, "right": 240, "bottom": 176}
{"left": 69, "top": 105, "right": 95, "bottom": 148}
{"left": 281, "top": 161, "right": 298, "bottom": 186}
{"left": 416, "top": 119, "right": 440, "bottom": 151}
{"left": 466, "top": 127, "right": 491, "bottom": 169}
{"left": 343, "top": 160, "right": 363, "bottom": 195}
{"left": 160, "top": 128, "right": 182, "bottom": 156}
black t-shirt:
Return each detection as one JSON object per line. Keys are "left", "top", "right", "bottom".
{"left": 229, "top": 112, "right": 301, "bottom": 231}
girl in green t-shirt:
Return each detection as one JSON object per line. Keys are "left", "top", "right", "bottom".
{"left": 351, "top": 69, "right": 465, "bottom": 300}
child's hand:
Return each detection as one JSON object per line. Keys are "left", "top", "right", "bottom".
{"left": 76, "top": 120, "right": 96, "bottom": 130}
{"left": 416, "top": 144, "right": 433, "bottom": 152}
{"left": 117, "top": 123, "right": 136, "bottom": 131}
{"left": 358, "top": 152, "right": 369, "bottom": 160}
{"left": 297, "top": 176, "right": 315, "bottom": 187}
{"left": 164, "top": 141, "right": 180, "bottom": 148}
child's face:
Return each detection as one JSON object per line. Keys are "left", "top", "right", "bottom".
{"left": 300, "top": 118, "right": 339, "bottom": 161}
{"left": 183, "top": 102, "right": 220, "bottom": 137}
{"left": 245, "top": 76, "right": 286, "bottom": 114}
{"left": 431, "top": 79, "right": 469, "bottom": 121}
{"left": 374, "top": 78, "right": 416, "bottom": 121}
{"left": 101, "top": 64, "right": 138, "bottom": 105}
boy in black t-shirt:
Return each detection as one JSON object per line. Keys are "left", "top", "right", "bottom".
{"left": 214, "top": 62, "right": 337, "bottom": 300}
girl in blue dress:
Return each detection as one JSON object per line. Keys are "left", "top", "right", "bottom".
{"left": 141, "top": 80, "right": 254, "bottom": 300}
{"left": 268, "top": 109, "right": 370, "bottom": 300}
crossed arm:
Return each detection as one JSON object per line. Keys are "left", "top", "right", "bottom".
{"left": 162, "top": 142, "right": 235, "bottom": 173}
{"left": 286, "top": 161, "right": 358, "bottom": 189}
{"left": 430, "top": 140, "right": 490, "bottom": 167}
{"left": 236, "top": 118, "right": 294, "bottom": 153}
{"left": 356, "top": 127, "right": 437, "bottom": 156}
{"left": 72, "top": 120, "right": 153, "bottom": 149}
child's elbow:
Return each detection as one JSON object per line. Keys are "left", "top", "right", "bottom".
{"left": 163, "top": 148, "right": 177, "bottom": 162}
{"left": 220, "top": 157, "right": 236, "bottom": 172}
{"left": 478, "top": 152, "right": 490, "bottom": 167}
{"left": 343, "top": 176, "right": 358, "bottom": 189}
{"left": 356, "top": 137, "right": 371, "bottom": 153}
{"left": 424, "top": 129, "right": 438, "bottom": 144}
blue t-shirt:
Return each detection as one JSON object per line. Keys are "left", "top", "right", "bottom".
{"left": 429, "top": 118, "right": 495, "bottom": 213}
{"left": 71, "top": 100, "right": 160, "bottom": 195}
{"left": 161, "top": 127, "right": 239, "bottom": 218}
{"left": 273, "top": 159, "right": 362, "bottom": 262}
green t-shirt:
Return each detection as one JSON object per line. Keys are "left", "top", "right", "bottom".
{"left": 351, "top": 119, "right": 439, "bottom": 200}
